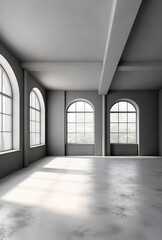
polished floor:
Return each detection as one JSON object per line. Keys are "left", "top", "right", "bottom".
{"left": 0, "top": 156, "right": 162, "bottom": 240}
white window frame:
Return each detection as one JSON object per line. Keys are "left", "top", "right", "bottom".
{"left": 110, "top": 100, "right": 138, "bottom": 144}
{"left": 0, "top": 54, "right": 20, "bottom": 153}
{"left": 0, "top": 65, "right": 13, "bottom": 152}
{"left": 30, "top": 88, "right": 45, "bottom": 147}
{"left": 66, "top": 99, "right": 95, "bottom": 144}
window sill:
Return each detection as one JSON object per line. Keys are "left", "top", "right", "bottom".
{"left": 0, "top": 149, "right": 21, "bottom": 155}
{"left": 110, "top": 143, "right": 138, "bottom": 145}
{"left": 30, "top": 144, "right": 45, "bottom": 149}
{"left": 66, "top": 143, "right": 94, "bottom": 146}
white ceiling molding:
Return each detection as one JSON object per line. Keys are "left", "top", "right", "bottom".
{"left": 21, "top": 61, "right": 102, "bottom": 71}
{"left": 98, "top": 0, "right": 142, "bottom": 95}
{"left": 118, "top": 62, "right": 162, "bottom": 71}
{"left": 21, "top": 61, "right": 103, "bottom": 90}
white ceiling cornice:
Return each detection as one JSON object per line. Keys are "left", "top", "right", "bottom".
{"left": 21, "top": 61, "right": 103, "bottom": 71}
{"left": 118, "top": 62, "right": 162, "bottom": 72}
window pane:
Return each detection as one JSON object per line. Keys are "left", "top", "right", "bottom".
{"left": 3, "top": 96, "right": 12, "bottom": 114}
{"left": 68, "top": 133, "right": 75, "bottom": 143}
{"left": 30, "top": 121, "right": 35, "bottom": 132}
{"left": 0, "top": 133, "right": 2, "bottom": 151}
{"left": 67, "top": 113, "right": 75, "bottom": 122}
{"left": 128, "top": 103, "right": 135, "bottom": 112}
{"left": 119, "top": 113, "right": 127, "bottom": 122}
{"left": 119, "top": 123, "right": 127, "bottom": 133}
{"left": 68, "top": 123, "right": 75, "bottom": 133}
{"left": 3, "top": 115, "right": 12, "bottom": 131}
{"left": 36, "top": 111, "right": 40, "bottom": 122}
{"left": 110, "top": 133, "right": 118, "bottom": 143}
{"left": 0, "top": 68, "right": 2, "bottom": 92}
{"left": 0, "top": 95, "right": 2, "bottom": 112}
{"left": 76, "top": 113, "right": 84, "bottom": 122}
{"left": 76, "top": 102, "right": 84, "bottom": 112}
{"left": 36, "top": 133, "right": 40, "bottom": 145}
{"left": 85, "top": 133, "right": 94, "bottom": 144}
{"left": 85, "top": 103, "right": 93, "bottom": 112}
{"left": 3, "top": 132, "right": 12, "bottom": 150}
{"left": 36, "top": 122, "right": 40, "bottom": 133}
{"left": 3, "top": 72, "right": 12, "bottom": 96}
{"left": 85, "top": 123, "right": 93, "bottom": 132}
{"left": 35, "top": 97, "right": 39, "bottom": 110}
{"left": 128, "top": 113, "right": 136, "bottom": 122}
{"left": 67, "top": 101, "right": 94, "bottom": 144}
{"left": 85, "top": 113, "right": 93, "bottom": 122}
{"left": 128, "top": 123, "right": 136, "bottom": 133}
{"left": 110, "top": 103, "right": 118, "bottom": 112}
{"left": 35, "top": 96, "right": 40, "bottom": 110}
{"left": 110, "top": 101, "right": 137, "bottom": 145}
{"left": 76, "top": 123, "right": 84, "bottom": 132}
{"left": 30, "top": 109, "right": 36, "bottom": 121}
{"left": 68, "top": 103, "right": 75, "bottom": 112}
{"left": 110, "top": 113, "right": 118, "bottom": 122}
{"left": 0, "top": 114, "right": 2, "bottom": 131}
{"left": 119, "top": 101, "right": 127, "bottom": 112}
{"left": 76, "top": 133, "right": 84, "bottom": 144}
{"left": 119, "top": 133, "right": 127, "bottom": 143}
{"left": 128, "top": 133, "right": 136, "bottom": 143}
{"left": 110, "top": 123, "right": 118, "bottom": 133}
{"left": 30, "top": 133, "right": 36, "bottom": 146}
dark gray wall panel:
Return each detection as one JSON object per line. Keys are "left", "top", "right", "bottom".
{"left": 28, "top": 145, "right": 46, "bottom": 164}
{"left": 110, "top": 144, "right": 138, "bottom": 156}
{"left": 159, "top": 89, "right": 162, "bottom": 156}
{"left": 107, "top": 91, "right": 158, "bottom": 156}
{"left": 66, "top": 144, "right": 94, "bottom": 156}
{"left": 47, "top": 91, "right": 65, "bottom": 156}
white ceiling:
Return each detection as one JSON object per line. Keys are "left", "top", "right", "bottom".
{"left": 22, "top": 61, "right": 103, "bottom": 90}
{"left": 121, "top": 0, "right": 162, "bottom": 62}
{"left": 0, "top": 0, "right": 110, "bottom": 61}
{"left": 0, "top": 0, "right": 113, "bottom": 91}
{"left": 110, "top": 70, "right": 162, "bottom": 91}
{"left": 1, "top": 0, "right": 161, "bottom": 92}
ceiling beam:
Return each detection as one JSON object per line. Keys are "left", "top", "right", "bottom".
{"left": 98, "top": 0, "right": 142, "bottom": 95}
{"left": 118, "top": 62, "right": 162, "bottom": 71}
{"left": 21, "top": 61, "right": 103, "bottom": 71}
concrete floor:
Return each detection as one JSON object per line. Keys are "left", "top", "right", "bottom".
{"left": 0, "top": 156, "right": 162, "bottom": 240}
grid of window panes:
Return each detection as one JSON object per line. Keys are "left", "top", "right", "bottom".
{"left": 67, "top": 101, "right": 94, "bottom": 144}
{"left": 0, "top": 65, "right": 13, "bottom": 152}
{"left": 110, "top": 101, "right": 137, "bottom": 144}
{"left": 30, "top": 90, "right": 41, "bottom": 146}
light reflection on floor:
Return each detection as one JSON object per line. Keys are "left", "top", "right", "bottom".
{"left": 0, "top": 156, "right": 162, "bottom": 240}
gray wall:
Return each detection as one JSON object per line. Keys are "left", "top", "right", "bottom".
{"left": 159, "top": 89, "right": 162, "bottom": 156}
{"left": 66, "top": 144, "right": 94, "bottom": 156}
{"left": 107, "top": 91, "right": 159, "bottom": 156}
{"left": 0, "top": 41, "right": 47, "bottom": 178}
{"left": 47, "top": 91, "right": 65, "bottom": 156}
{"left": 0, "top": 42, "right": 24, "bottom": 178}
{"left": 47, "top": 90, "right": 102, "bottom": 156}
{"left": 110, "top": 144, "right": 138, "bottom": 156}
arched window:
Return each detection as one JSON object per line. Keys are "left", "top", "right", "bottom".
{"left": 0, "top": 55, "right": 20, "bottom": 152}
{"left": 0, "top": 65, "right": 13, "bottom": 151}
{"left": 67, "top": 100, "right": 94, "bottom": 144}
{"left": 110, "top": 100, "right": 137, "bottom": 144}
{"left": 30, "top": 88, "right": 45, "bottom": 147}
